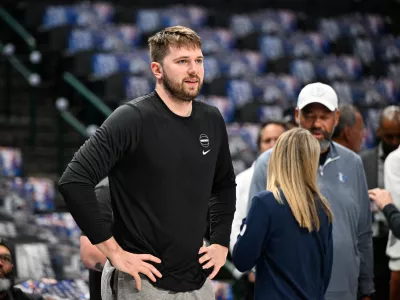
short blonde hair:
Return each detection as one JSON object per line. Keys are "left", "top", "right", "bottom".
{"left": 267, "top": 128, "right": 333, "bottom": 232}
{"left": 148, "top": 26, "right": 202, "bottom": 63}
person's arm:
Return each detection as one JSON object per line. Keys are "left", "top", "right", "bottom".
{"left": 208, "top": 110, "right": 236, "bottom": 249}
{"left": 355, "top": 157, "right": 375, "bottom": 297}
{"left": 232, "top": 194, "right": 270, "bottom": 272}
{"left": 80, "top": 235, "right": 107, "bottom": 271}
{"left": 80, "top": 178, "right": 113, "bottom": 271}
{"left": 383, "top": 204, "right": 400, "bottom": 239}
{"left": 368, "top": 188, "right": 400, "bottom": 239}
{"left": 384, "top": 151, "right": 400, "bottom": 238}
{"left": 247, "top": 149, "right": 271, "bottom": 214}
{"left": 58, "top": 104, "right": 141, "bottom": 245}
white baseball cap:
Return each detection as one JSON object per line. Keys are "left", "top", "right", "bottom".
{"left": 297, "top": 82, "right": 338, "bottom": 111}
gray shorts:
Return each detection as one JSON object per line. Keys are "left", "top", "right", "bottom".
{"left": 101, "top": 260, "right": 215, "bottom": 300}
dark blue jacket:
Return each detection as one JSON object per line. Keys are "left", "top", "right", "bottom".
{"left": 232, "top": 190, "right": 333, "bottom": 300}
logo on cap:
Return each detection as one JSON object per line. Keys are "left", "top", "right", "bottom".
{"left": 310, "top": 85, "right": 325, "bottom": 98}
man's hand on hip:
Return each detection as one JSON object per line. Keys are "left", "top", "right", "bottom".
{"left": 198, "top": 244, "right": 228, "bottom": 280}
{"left": 109, "top": 250, "right": 162, "bottom": 291}
{"left": 96, "top": 237, "right": 162, "bottom": 291}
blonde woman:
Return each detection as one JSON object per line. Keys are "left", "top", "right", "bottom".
{"left": 232, "top": 128, "right": 333, "bottom": 300}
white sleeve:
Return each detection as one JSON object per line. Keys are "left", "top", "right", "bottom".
{"left": 230, "top": 167, "right": 253, "bottom": 253}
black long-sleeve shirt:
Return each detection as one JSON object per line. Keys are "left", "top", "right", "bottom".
{"left": 383, "top": 204, "right": 400, "bottom": 239}
{"left": 58, "top": 91, "right": 236, "bottom": 292}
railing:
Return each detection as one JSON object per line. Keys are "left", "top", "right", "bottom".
{"left": 63, "top": 72, "right": 113, "bottom": 117}
{"left": 55, "top": 97, "right": 93, "bottom": 175}
{"left": 0, "top": 6, "right": 112, "bottom": 151}
{"left": 0, "top": 41, "right": 41, "bottom": 146}
{"left": 0, "top": 6, "right": 36, "bottom": 51}
{"left": 55, "top": 73, "right": 113, "bottom": 174}
{"left": 0, "top": 5, "right": 42, "bottom": 146}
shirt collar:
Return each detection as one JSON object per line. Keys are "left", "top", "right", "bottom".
{"left": 327, "top": 141, "right": 340, "bottom": 160}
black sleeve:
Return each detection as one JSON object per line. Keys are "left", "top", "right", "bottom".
{"left": 209, "top": 109, "right": 236, "bottom": 247}
{"left": 383, "top": 203, "right": 400, "bottom": 239}
{"left": 95, "top": 177, "right": 113, "bottom": 225}
{"left": 58, "top": 104, "right": 142, "bottom": 244}
{"left": 80, "top": 177, "right": 112, "bottom": 237}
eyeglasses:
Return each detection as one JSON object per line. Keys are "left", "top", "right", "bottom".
{"left": 0, "top": 254, "right": 12, "bottom": 264}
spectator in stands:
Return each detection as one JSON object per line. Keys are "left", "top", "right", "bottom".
{"left": 0, "top": 240, "right": 44, "bottom": 300}
{"left": 369, "top": 143, "right": 400, "bottom": 300}
{"left": 232, "top": 128, "right": 333, "bottom": 300}
{"left": 230, "top": 121, "right": 286, "bottom": 300}
{"left": 80, "top": 178, "right": 111, "bottom": 300}
{"left": 249, "top": 82, "right": 374, "bottom": 300}
{"left": 360, "top": 105, "right": 400, "bottom": 300}
{"left": 332, "top": 104, "right": 365, "bottom": 153}
{"left": 58, "top": 25, "right": 236, "bottom": 300}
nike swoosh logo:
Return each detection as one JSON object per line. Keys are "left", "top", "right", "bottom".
{"left": 203, "top": 150, "right": 211, "bottom": 155}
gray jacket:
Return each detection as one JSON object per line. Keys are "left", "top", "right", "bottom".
{"left": 248, "top": 142, "right": 374, "bottom": 300}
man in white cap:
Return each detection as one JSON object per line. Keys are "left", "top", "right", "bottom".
{"left": 246, "top": 82, "right": 374, "bottom": 300}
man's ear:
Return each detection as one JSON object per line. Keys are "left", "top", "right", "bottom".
{"left": 295, "top": 108, "right": 300, "bottom": 125}
{"left": 334, "top": 110, "right": 341, "bottom": 127}
{"left": 151, "top": 62, "right": 163, "bottom": 79}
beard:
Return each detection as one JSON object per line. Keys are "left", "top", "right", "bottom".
{"left": 311, "top": 127, "right": 334, "bottom": 152}
{"left": 162, "top": 71, "right": 202, "bottom": 102}
{"left": 299, "top": 123, "right": 334, "bottom": 153}
{"left": 0, "top": 269, "right": 14, "bottom": 292}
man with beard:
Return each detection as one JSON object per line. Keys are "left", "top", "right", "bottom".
{"left": 0, "top": 240, "right": 44, "bottom": 300}
{"left": 247, "top": 82, "right": 374, "bottom": 300}
{"left": 58, "top": 26, "right": 236, "bottom": 300}
{"left": 360, "top": 106, "right": 400, "bottom": 300}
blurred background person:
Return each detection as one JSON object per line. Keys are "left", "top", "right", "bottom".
{"left": 369, "top": 137, "right": 400, "bottom": 300}
{"left": 360, "top": 105, "right": 400, "bottom": 300}
{"left": 332, "top": 104, "right": 365, "bottom": 153}
{"left": 232, "top": 128, "right": 333, "bottom": 300}
{"left": 0, "top": 240, "right": 44, "bottom": 300}
{"left": 361, "top": 106, "right": 400, "bottom": 190}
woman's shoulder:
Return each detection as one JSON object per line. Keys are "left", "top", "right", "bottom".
{"left": 254, "top": 190, "right": 282, "bottom": 207}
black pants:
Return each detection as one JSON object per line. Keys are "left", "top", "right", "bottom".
{"left": 88, "top": 270, "right": 102, "bottom": 300}
{"left": 373, "top": 234, "right": 390, "bottom": 300}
